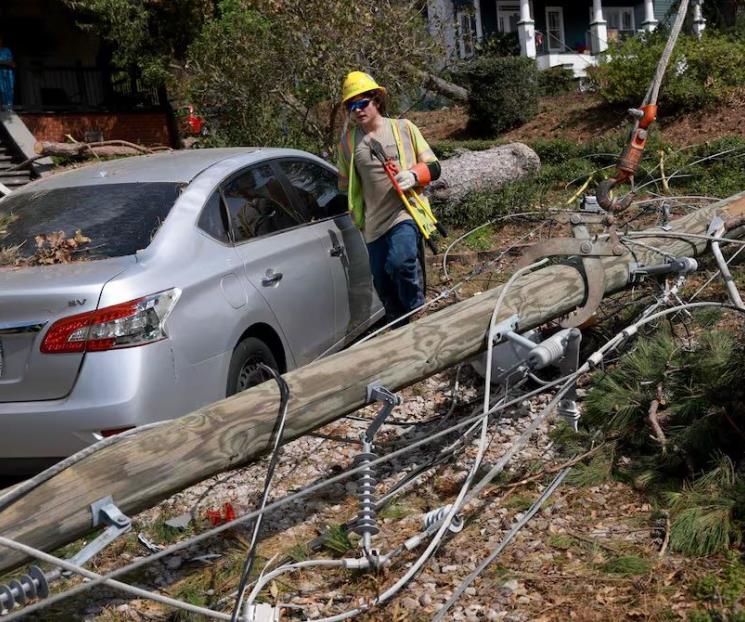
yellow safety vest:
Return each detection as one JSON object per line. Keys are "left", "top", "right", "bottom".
{"left": 337, "top": 118, "right": 438, "bottom": 235}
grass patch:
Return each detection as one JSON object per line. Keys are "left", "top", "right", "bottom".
{"left": 689, "top": 554, "right": 745, "bottom": 620}
{"left": 378, "top": 502, "right": 412, "bottom": 520}
{"left": 486, "top": 563, "right": 514, "bottom": 580}
{"left": 503, "top": 494, "right": 534, "bottom": 512}
{"left": 462, "top": 224, "right": 495, "bottom": 251}
{"left": 172, "top": 583, "right": 211, "bottom": 622}
{"left": 287, "top": 542, "right": 310, "bottom": 562}
{"left": 548, "top": 534, "right": 575, "bottom": 551}
{"left": 149, "top": 514, "right": 194, "bottom": 545}
{"left": 566, "top": 445, "right": 615, "bottom": 487}
{"left": 321, "top": 524, "right": 352, "bottom": 556}
{"left": 599, "top": 554, "right": 652, "bottom": 576}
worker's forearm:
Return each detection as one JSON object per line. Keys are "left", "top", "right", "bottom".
{"left": 411, "top": 161, "right": 441, "bottom": 187}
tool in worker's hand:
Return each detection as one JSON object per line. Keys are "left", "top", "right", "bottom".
{"left": 368, "top": 138, "right": 447, "bottom": 254}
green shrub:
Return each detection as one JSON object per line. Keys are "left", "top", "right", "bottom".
{"left": 529, "top": 138, "right": 586, "bottom": 164}
{"left": 432, "top": 133, "right": 745, "bottom": 232}
{"left": 474, "top": 32, "right": 521, "bottom": 57}
{"left": 460, "top": 56, "right": 540, "bottom": 135}
{"left": 667, "top": 455, "right": 741, "bottom": 556}
{"left": 538, "top": 66, "right": 576, "bottom": 96}
{"left": 434, "top": 176, "right": 546, "bottom": 229}
{"left": 321, "top": 524, "right": 352, "bottom": 555}
{"left": 588, "top": 31, "right": 745, "bottom": 111}
{"left": 669, "top": 136, "right": 745, "bottom": 198}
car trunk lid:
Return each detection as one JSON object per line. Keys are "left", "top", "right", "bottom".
{"left": 0, "top": 257, "right": 134, "bottom": 401}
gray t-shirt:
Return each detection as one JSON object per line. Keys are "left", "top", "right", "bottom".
{"left": 354, "top": 122, "right": 412, "bottom": 243}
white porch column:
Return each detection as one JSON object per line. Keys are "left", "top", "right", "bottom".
{"left": 692, "top": 0, "right": 707, "bottom": 38}
{"left": 517, "top": 0, "right": 536, "bottom": 59}
{"left": 426, "top": 0, "right": 457, "bottom": 60}
{"left": 474, "top": 0, "right": 484, "bottom": 42}
{"left": 590, "top": 0, "right": 608, "bottom": 54}
{"left": 642, "top": 0, "right": 658, "bottom": 32}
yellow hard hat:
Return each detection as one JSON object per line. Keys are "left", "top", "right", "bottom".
{"left": 341, "top": 71, "right": 386, "bottom": 104}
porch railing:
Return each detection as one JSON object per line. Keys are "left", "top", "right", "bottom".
{"left": 14, "top": 64, "right": 163, "bottom": 112}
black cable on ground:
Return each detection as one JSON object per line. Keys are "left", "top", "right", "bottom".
{"left": 229, "top": 365, "right": 291, "bottom": 622}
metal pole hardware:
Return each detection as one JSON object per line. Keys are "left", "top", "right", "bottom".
{"left": 0, "top": 496, "right": 131, "bottom": 614}
{"left": 519, "top": 202, "right": 628, "bottom": 327}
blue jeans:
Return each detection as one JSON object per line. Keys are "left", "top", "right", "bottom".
{"left": 366, "top": 220, "right": 424, "bottom": 321}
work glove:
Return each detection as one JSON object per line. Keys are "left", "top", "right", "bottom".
{"left": 394, "top": 169, "right": 417, "bottom": 191}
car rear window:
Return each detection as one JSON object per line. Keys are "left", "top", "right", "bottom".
{"left": 0, "top": 182, "right": 184, "bottom": 259}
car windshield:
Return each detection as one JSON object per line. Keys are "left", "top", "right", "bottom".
{"left": 0, "top": 182, "right": 184, "bottom": 260}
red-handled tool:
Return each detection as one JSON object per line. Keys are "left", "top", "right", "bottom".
{"left": 368, "top": 138, "right": 446, "bottom": 253}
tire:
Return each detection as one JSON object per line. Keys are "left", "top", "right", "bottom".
{"left": 226, "top": 337, "right": 279, "bottom": 397}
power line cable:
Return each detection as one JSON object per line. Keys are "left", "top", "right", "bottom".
{"left": 230, "top": 365, "right": 291, "bottom": 622}
{"left": 6, "top": 300, "right": 745, "bottom": 620}
{"left": 1, "top": 371, "right": 577, "bottom": 621}
{"left": 290, "top": 260, "right": 549, "bottom": 622}
{"left": 433, "top": 467, "right": 571, "bottom": 620}
{"left": 0, "top": 536, "right": 231, "bottom": 621}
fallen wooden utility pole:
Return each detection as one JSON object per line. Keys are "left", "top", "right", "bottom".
{"left": 1, "top": 192, "right": 744, "bottom": 573}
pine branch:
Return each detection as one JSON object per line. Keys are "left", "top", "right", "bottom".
{"left": 648, "top": 382, "right": 669, "bottom": 452}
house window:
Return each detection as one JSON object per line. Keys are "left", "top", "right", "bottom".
{"left": 457, "top": 9, "right": 477, "bottom": 58}
{"left": 603, "top": 7, "right": 636, "bottom": 38}
{"left": 496, "top": 2, "right": 520, "bottom": 33}
{"left": 545, "top": 7, "right": 565, "bottom": 52}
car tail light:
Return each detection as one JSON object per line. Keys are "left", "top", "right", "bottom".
{"left": 41, "top": 289, "right": 181, "bottom": 354}
{"left": 100, "top": 426, "right": 135, "bottom": 438}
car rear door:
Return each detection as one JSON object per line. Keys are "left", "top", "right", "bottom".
{"left": 275, "top": 157, "right": 380, "bottom": 345}
{"left": 223, "top": 162, "right": 337, "bottom": 366}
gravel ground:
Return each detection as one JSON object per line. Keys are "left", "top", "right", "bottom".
{"left": 25, "top": 352, "right": 709, "bottom": 622}
{"left": 43, "top": 366, "right": 585, "bottom": 621}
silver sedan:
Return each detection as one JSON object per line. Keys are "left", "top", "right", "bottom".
{"left": 0, "top": 148, "right": 382, "bottom": 472}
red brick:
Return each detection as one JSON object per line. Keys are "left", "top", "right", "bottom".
{"left": 20, "top": 112, "right": 173, "bottom": 148}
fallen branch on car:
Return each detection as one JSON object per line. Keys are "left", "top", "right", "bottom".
{"left": 33, "top": 140, "right": 168, "bottom": 159}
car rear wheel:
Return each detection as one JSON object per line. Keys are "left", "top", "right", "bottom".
{"left": 226, "top": 337, "right": 279, "bottom": 396}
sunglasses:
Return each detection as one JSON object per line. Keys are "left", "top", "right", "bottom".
{"left": 347, "top": 98, "right": 372, "bottom": 113}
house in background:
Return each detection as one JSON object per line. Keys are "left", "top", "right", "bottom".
{"left": 0, "top": 0, "right": 177, "bottom": 187}
{"left": 427, "top": 0, "right": 708, "bottom": 77}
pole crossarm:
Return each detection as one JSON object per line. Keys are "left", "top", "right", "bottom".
{"left": 1, "top": 191, "right": 744, "bottom": 573}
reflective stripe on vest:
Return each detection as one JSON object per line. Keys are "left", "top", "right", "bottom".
{"left": 344, "top": 118, "right": 435, "bottom": 235}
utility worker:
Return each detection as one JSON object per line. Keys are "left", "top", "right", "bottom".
{"left": 337, "top": 71, "right": 441, "bottom": 324}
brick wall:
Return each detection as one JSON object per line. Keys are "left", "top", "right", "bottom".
{"left": 19, "top": 111, "right": 174, "bottom": 147}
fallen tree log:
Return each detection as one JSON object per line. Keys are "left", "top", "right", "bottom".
{"left": 403, "top": 62, "right": 469, "bottom": 103}
{"left": 429, "top": 143, "right": 541, "bottom": 204}
{"left": 33, "top": 140, "right": 155, "bottom": 159}
{"left": 1, "top": 192, "right": 744, "bottom": 572}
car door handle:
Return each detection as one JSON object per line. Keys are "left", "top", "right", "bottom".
{"left": 330, "top": 244, "right": 345, "bottom": 257}
{"left": 261, "top": 270, "right": 283, "bottom": 286}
